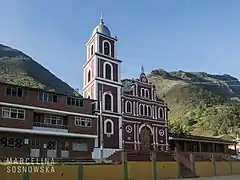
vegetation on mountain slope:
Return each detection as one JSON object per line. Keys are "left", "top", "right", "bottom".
{"left": 147, "top": 69, "right": 240, "bottom": 137}
{"left": 0, "top": 44, "right": 79, "bottom": 96}
{"left": 1, "top": 43, "right": 239, "bottom": 137}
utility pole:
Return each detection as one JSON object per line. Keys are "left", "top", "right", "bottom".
{"left": 99, "top": 85, "right": 104, "bottom": 162}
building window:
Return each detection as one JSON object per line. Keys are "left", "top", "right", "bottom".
{"left": 105, "top": 64, "right": 112, "bottom": 80}
{"left": 0, "top": 137, "right": 23, "bottom": 148}
{"left": 6, "top": 86, "right": 27, "bottom": 98}
{"left": 2, "top": 107, "right": 25, "bottom": 120}
{"left": 67, "top": 97, "right": 83, "bottom": 107}
{"left": 103, "top": 41, "right": 110, "bottom": 56}
{"left": 38, "top": 92, "right": 58, "bottom": 103}
{"left": 44, "top": 115, "right": 63, "bottom": 125}
{"left": 141, "top": 88, "right": 145, "bottom": 97}
{"left": 145, "top": 89, "right": 149, "bottom": 98}
{"left": 90, "top": 45, "right": 94, "bottom": 56}
{"left": 104, "top": 93, "right": 112, "bottom": 111}
{"left": 104, "top": 119, "right": 114, "bottom": 134}
{"left": 125, "top": 100, "right": 132, "bottom": 113}
{"left": 75, "top": 117, "right": 92, "bottom": 127}
{"left": 31, "top": 140, "right": 40, "bottom": 149}
{"left": 139, "top": 104, "right": 144, "bottom": 115}
{"left": 144, "top": 105, "right": 148, "bottom": 116}
{"left": 158, "top": 107, "right": 164, "bottom": 119}
{"left": 147, "top": 106, "right": 151, "bottom": 116}
{"left": 72, "top": 143, "right": 88, "bottom": 151}
{"left": 87, "top": 70, "right": 91, "bottom": 83}
{"left": 47, "top": 141, "right": 56, "bottom": 150}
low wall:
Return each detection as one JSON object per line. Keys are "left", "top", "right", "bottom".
{"left": 195, "top": 162, "right": 214, "bottom": 177}
{"left": 0, "top": 161, "right": 239, "bottom": 180}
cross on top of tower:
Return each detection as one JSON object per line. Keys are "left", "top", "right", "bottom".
{"left": 141, "top": 66, "right": 145, "bottom": 74}
{"left": 100, "top": 12, "right": 104, "bottom": 24}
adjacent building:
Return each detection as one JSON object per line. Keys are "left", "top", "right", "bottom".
{"left": 0, "top": 83, "right": 98, "bottom": 160}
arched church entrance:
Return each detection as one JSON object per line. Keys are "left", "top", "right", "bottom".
{"left": 139, "top": 126, "right": 153, "bottom": 151}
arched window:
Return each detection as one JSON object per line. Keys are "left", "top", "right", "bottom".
{"left": 145, "top": 89, "right": 149, "bottom": 98}
{"left": 87, "top": 70, "right": 91, "bottom": 83}
{"left": 104, "top": 119, "right": 114, "bottom": 134}
{"left": 125, "top": 101, "right": 132, "bottom": 113}
{"left": 148, "top": 106, "right": 151, "bottom": 116}
{"left": 139, "top": 104, "right": 144, "bottom": 115}
{"left": 103, "top": 41, "right": 110, "bottom": 56}
{"left": 145, "top": 105, "right": 148, "bottom": 116}
{"left": 105, "top": 64, "right": 112, "bottom": 80}
{"left": 88, "top": 95, "right": 91, "bottom": 99}
{"left": 90, "top": 45, "right": 94, "bottom": 56}
{"left": 141, "top": 88, "right": 145, "bottom": 97}
{"left": 104, "top": 94, "right": 112, "bottom": 111}
{"left": 158, "top": 107, "right": 164, "bottom": 119}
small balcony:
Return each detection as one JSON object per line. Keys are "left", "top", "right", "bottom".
{"left": 32, "top": 122, "right": 68, "bottom": 133}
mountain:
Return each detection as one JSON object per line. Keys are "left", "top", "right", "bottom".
{"left": 123, "top": 69, "right": 240, "bottom": 138}
{"left": 0, "top": 44, "right": 78, "bottom": 95}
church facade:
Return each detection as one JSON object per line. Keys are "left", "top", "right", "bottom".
{"left": 82, "top": 17, "right": 170, "bottom": 158}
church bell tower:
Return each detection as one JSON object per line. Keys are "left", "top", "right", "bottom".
{"left": 83, "top": 15, "right": 122, "bottom": 158}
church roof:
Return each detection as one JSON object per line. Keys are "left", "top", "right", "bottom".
{"left": 92, "top": 15, "right": 111, "bottom": 37}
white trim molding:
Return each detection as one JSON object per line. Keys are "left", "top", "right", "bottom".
{"left": 139, "top": 123, "right": 153, "bottom": 135}
{"left": 125, "top": 100, "right": 132, "bottom": 113}
{"left": 102, "top": 40, "right": 111, "bottom": 57}
{"left": 103, "top": 61, "right": 113, "bottom": 81}
{"left": 0, "top": 127, "right": 97, "bottom": 138}
{"left": 102, "top": 92, "right": 114, "bottom": 112}
{"left": 0, "top": 102, "right": 98, "bottom": 118}
{"left": 158, "top": 107, "right": 164, "bottom": 119}
{"left": 104, "top": 119, "right": 114, "bottom": 135}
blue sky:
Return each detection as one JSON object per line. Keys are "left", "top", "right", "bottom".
{"left": 1, "top": 0, "right": 240, "bottom": 91}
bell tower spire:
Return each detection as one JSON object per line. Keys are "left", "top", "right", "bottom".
{"left": 100, "top": 12, "right": 104, "bottom": 24}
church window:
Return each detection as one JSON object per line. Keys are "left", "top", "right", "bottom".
{"left": 105, "top": 64, "right": 112, "bottom": 80}
{"left": 103, "top": 41, "right": 110, "bottom": 56}
{"left": 87, "top": 70, "right": 91, "bottom": 83}
{"left": 148, "top": 106, "right": 151, "bottom": 116}
{"left": 104, "top": 119, "right": 114, "bottom": 134}
{"left": 158, "top": 107, "right": 164, "bottom": 119}
{"left": 90, "top": 45, "right": 94, "bottom": 56}
{"left": 141, "top": 88, "right": 145, "bottom": 97}
{"left": 104, "top": 93, "right": 112, "bottom": 111}
{"left": 139, "top": 104, "right": 144, "bottom": 115}
{"left": 125, "top": 101, "right": 132, "bottom": 113}
{"left": 145, "top": 89, "right": 149, "bottom": 98}
{"left": 144, "top": 105, "right": 148, "bottom": 116}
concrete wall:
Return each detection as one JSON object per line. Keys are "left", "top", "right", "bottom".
{"left": 195, "top": 162, "right": 214, "bottom": 177}
{"left": 157, "top": 162, "right": 179, "bottom": 179}
{"left": 0, "top": 161, "right": 240, "bottom": 180}
{"left": 216, "top": 161, "right": 231, "bottom": 176}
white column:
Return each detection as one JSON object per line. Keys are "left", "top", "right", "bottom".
{"left": 122, "top": 99, "right": 124, "bottom": 113}
{"left": 136, "top": 84, "right": 138, "bottom": 96}
{"left": 133, "top": 102, "right": 136, "bottom": 115}
{"left": 136, "top": 102, "right": 139, "bottom": 116}
{"left": 134, "top": 124, "right": 137, "bottom": 150}
{"left": 155, "top": 106, "right": 157, "bottom": 119}
{"left": 151, "top": 86, "right": 154, "bottom": 100}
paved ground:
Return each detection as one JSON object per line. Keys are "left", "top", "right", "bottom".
{"left": 170, "top": 175, "right": 240, "bottom": 180}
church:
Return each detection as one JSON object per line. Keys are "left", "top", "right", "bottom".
{"left": 83, "top": 16, "right": 170, "bottom": 159}
{"left": 0, "top": 16, "right": 236, "bottom": 161}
